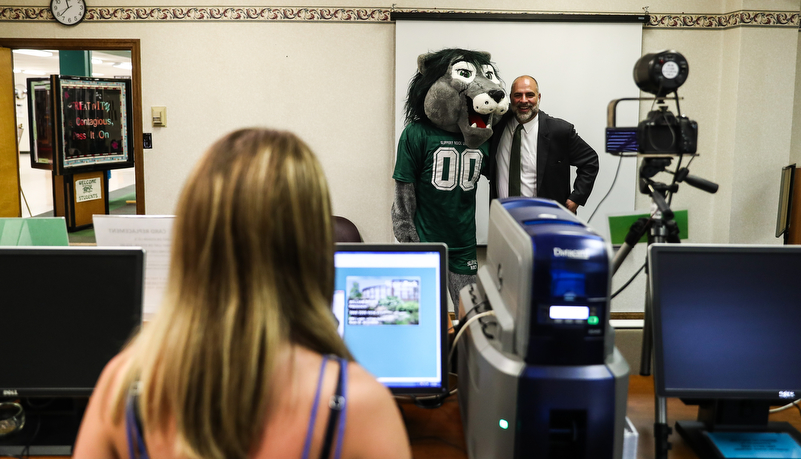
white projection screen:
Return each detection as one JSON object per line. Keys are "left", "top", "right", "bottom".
{"left": 395, "top": 17, "right": 645, "bottom": 243}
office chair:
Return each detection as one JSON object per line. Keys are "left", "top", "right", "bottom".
{"left": 333, "top": 216, "right": 363, "bottom": 243}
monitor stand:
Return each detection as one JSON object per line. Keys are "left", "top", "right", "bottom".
{"left": 0, "top": 398, "right": 87, "bottom": 457}
{"left": 675, "top": 399, "right": 801, "bottom": 459}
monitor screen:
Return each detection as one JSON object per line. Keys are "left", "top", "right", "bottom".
{"left": 650, "top": 243, "right": 801, "bottom": 401}
{"left": 0, "top": 247, "right": 144, "bottom": 397}
{"left": 333, "top": 243, "right": 448, "bottom": 396}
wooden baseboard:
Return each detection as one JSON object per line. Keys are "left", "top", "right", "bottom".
{"left": 610, "top": 312, "right": 644, "bottom": 320}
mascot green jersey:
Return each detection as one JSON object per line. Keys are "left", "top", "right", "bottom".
{"left": 392, "top": 48, "right": 509, "bottom": 307}
{"left": 393, "top": 123, "right": 489, "bottom": 273}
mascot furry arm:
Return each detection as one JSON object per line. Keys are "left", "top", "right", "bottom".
{"left": 392, "top": 49, "right": 509, "bottom": 243}
{"left": 392, "top": 182, "right": 419, "bottom": 243}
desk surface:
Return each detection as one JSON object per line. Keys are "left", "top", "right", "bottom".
{"left": 18, "top": 375, "right": 801, "bottom": 459}
{"left": 400, "top": 374, "right": 801, "bottom": 459}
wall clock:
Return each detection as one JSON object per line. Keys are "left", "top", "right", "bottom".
{"left": 50, "top": 0, "right": 86, "bottom": 26}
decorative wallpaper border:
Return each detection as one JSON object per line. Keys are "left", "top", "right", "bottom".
{"left": 0, "top": 6, "right": 391, "bottom": 21}
{"left": 647, "top": 10, "right": 800, "bottom": 29}
{"left": 0, "top": 6, "right": 799, "bottom": 27}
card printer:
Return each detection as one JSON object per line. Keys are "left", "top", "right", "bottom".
{"left": 457, "top": 197, "right": 630, "bottom": 459}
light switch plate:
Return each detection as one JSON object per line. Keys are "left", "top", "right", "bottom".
{"left": 151, "top": 106, "right": 167, "bottom": 127}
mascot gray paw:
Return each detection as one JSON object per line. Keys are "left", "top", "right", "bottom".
{"left": 391, "top": 181, "right": 420, "bottom": 243}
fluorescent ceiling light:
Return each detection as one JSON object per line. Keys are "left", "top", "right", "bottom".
{"left": 92, "top": 72, "right": 104, "bottom": 77}
{"left": 92, "top": 58, "right": 103, "bottom": 65}
{"left": 13, "top": 49, "right": 53, "bottom": 57}
{"left": 113, "top": 62, "right": 132, "bottom": 70}
{"left": 13, "top": 69, "right": 21, "bottom": 73}
{"left": 23, "top": 70, "right": 47, "bottom": 75}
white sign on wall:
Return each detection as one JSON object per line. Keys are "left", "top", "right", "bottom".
{"left": 93, "top": 214, "right": 176, "bottom": 320}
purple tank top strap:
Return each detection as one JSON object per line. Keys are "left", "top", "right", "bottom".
{"left": 332, "top": 356, "right": 348, "bottom": 459}
{"left": 125, "top": 392, "right": 149, "bottom": 459}
{"left": 300, "top": 354, "right": 332, "bottom": 459}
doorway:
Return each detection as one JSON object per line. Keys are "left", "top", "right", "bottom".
{"left": 0, "top": 38, "right": 145, "bottom": 216}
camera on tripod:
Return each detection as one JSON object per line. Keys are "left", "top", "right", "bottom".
{"left": 608, "top": 50, "right": 717, "bottom": 271}
{"left": 638, "top": 106, "right": 697, "bottom": 154}
{"left": 606, "top": 50, "right": 698, "bottom": 156}
{"left": 607, "top": 52, "right": 722, "bottom": 459}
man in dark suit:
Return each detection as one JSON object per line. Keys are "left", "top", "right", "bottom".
{"left": 489, "top": 75, "right": 598, "bottom": 213}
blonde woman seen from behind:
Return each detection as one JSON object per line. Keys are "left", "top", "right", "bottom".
{"left": 73, "top": 128, "right": 412, "bottom": 459}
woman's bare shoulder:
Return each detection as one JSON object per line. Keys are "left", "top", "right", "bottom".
{"left": 93, "top": 347, "right": 135, "bottom": 413}
{"left": 346, "top": 362, "right": 393, "bottom": 403}
{"left": 266, "top": 346, "right": 411, "bottom": 458}
{"left": 342, "top": 362, "right": 412, "bottom": 459}
{"left": 72, "top": 348, "right": 134, "bottom": 458}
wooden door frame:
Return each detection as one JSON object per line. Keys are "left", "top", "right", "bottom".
{"left": 0, "top": 38, "right": 145, "bottom": 215}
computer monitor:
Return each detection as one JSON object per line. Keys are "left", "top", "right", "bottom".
{"left": 0, "top": 246, "right": 144, "bottom": 456}
{"left": 333, "top": 243, "right": 449, "bottom": 396}
{"left": 650, "top": 243, "right": 801, "bottom": 459}
{"left": 775, "top": 164, "right": 795, "bottom": 242}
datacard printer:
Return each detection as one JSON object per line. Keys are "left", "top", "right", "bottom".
{"left": 457, "top": 197, "right": 630, "bottom": 459}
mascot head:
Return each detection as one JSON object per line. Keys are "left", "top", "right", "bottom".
{"left": 404, "top": 48, "right": 509, "bottom": 148}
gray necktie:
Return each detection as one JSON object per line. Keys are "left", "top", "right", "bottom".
{"left": 508, "top": 123, "right": 524, "bottom": 197}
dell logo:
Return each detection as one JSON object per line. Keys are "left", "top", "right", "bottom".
{"left": 2, "top": 389, "right": 18, "bottom": 396}
{"left": 553, "top": 247, "right": 590, "bottom": 260}
{"left": 779, "top": 391, "right": 796, "bottom": 399}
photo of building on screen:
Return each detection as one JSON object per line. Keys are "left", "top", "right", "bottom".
{"left": 346, "top": 276, "right": 420, "bottom": 325}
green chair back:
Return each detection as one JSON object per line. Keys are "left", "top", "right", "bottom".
{"left": 0, "top": 217, "right": 70, "bottom": 246}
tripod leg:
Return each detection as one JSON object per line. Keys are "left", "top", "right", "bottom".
{"left": 639, "top": 278, "right": 653, "bottom": 376}
{"left": 654, "top": 392, "right": 672, "bottom": 459}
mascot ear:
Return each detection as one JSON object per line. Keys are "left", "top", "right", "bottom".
{"left": 417, "top": 53, "right": 433, "bottom": 76}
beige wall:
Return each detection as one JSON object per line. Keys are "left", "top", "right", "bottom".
{"left": 792, "top": 31, "right": 801, "bottom": 165}
{"left": 2, "top": 1, "right": 800, "bottom": 310}
{"left": 727, "top": 27, "right": 798, "bottom": 243}
{"left": 2, "top": 20, "right": 397, "bottom": 240}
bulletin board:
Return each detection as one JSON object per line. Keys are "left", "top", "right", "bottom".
{"left": 51, "top": 75, "right": 134, "bottom": 175}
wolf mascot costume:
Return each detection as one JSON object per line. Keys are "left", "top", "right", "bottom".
{"left": 392, "top": 49, "right": 509, "bottom": 307}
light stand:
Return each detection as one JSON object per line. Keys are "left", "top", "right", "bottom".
{"left": 611, "top": 156, "right": 717, "bottom": 459}
{"left": 607, "top": 49, "right": 719, "bottom": 459}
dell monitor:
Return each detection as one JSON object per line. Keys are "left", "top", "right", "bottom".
{"left": 333, "top": 243, "right": 449, "bottom": 396}
{"left": 650, "top": 243, "right": 801, "bottom": 459}
{"left": 0, "top": 246, "right": 144, "bottom": 456}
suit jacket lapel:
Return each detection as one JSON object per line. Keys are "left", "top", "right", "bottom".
{"left": 536, "top": 111, "right": 550, "bottom": 197}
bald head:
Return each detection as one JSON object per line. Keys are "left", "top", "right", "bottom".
{"left": 513, "top": 75, "right": 539, "bottom": 92}
{"left": 511, "top": 76, "right": 541, "bottom": 124}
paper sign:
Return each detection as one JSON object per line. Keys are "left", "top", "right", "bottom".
{"left": 705, "top": 431, "right": 801, "bottom": 458}
{"left": 75, "top": 177, "right": 102, "bottom": 202}
{"left": 93, "top": 215, "right": 175, "bottom": 320}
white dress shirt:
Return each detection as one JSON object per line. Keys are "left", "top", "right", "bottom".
{"left": 495, "top": 114, "right": 539, "bottom": 199}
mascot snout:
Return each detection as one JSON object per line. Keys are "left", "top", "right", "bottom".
{"left": 472, "top": 89, "right": 508, "bottom": 118}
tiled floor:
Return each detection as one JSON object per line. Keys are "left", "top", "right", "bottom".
{"left": 18, "top": 153, "right": 136, "bottom": 218}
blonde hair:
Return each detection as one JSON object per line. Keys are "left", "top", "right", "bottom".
{"left": 113, "top": 128, "right": 350, "bottom": 459}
